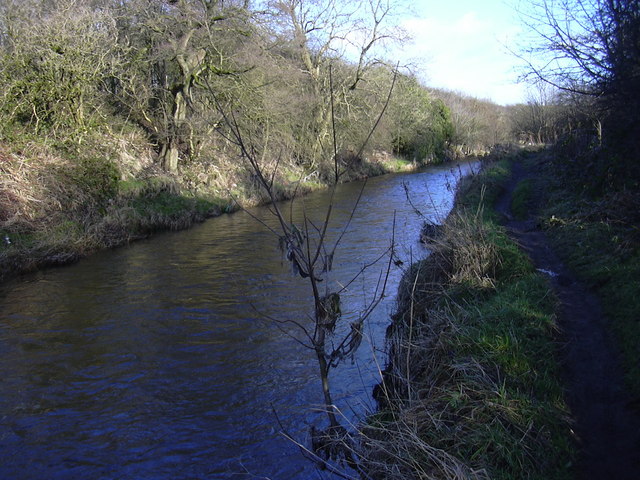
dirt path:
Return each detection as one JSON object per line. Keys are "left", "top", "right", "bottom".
{"left": 495, "top": 155, "right": 640, "bottom": 479}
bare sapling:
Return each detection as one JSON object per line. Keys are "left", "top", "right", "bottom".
{"left": 207, "top": 66, "right": 398, "bottom": 473}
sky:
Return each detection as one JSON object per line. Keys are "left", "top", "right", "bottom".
{"left": 395, "top": 0, "right": 529, "bottom": 105}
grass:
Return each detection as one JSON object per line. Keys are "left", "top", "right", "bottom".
{"left": 359, "top": 154, "right": 574, "bottom": 479}
{"left": 511, "top": 179, "right": 534, "bottom": 220}
{"left": 538, "top": 159, "right": 640, "bottom": 396}
{"left": 378, "top": 156, "right": 417, "bottom": 172}
{"left": 0, "top": 151, "right": 224, "bottom": 281}
{"left": 455, "top": 159, "right": 510, "bottom": 213}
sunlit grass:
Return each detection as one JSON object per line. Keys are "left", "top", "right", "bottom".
{"left": 359, "top": 154, "right": 574, "bottom": 479}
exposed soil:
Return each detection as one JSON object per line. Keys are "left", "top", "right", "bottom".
{"left": 495, "top": 154, "right": 640, "bottom": 479}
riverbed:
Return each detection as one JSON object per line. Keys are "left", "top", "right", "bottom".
{"left": 0, "top": 160, "right": 478, "bottom": 479}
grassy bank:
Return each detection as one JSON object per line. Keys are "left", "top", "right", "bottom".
{"left": 529, "top": 150, "right": 640, "bottom": 397}
{"left": 0, "top": 151, "right": 220, "bottom": 282}
{"left": 0, "top": 139, "right": 418, "bottom": 282}
{"left": 359, "top": 153, "right": 574, "bottom": 479}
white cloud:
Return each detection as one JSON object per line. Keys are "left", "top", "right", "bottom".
{"left": 395, "top": 10, "right": 526, "bottom": 105}
{"left": 453, "top": 11, "right": 486, "bottom": 35}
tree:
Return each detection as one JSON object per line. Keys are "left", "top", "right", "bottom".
{"left": 433, "top": 89, "right": 510, "bottom": 153}
{"left": 110, "top": 0, "right": 250, "bottom": 172}
{"left": 263, "top": 0, "right": 407, "bottom": 169}
{"left": 0, "top": 0, "right": 121, "bottom": 139}
{"left": 382, "top": 73, "right": 454, "bottom": 162}
{"left": 519, "top": 0, "right": 640, "bottom": 150}
{"left": 509, "top": 81, "right": 562, "bottom": 144}
{"left": 209, "top": 65, "right": 398, "bottom": 473}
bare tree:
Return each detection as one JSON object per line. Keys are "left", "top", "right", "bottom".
{"left": 520, "top": 1, "right": 623, "bottom": 92}
{"left": 433, "top": 89, "right": 510, "bottom": 152}
{"left": 263, "top": 0, "right": 408, "bottom": 168}
{"left": 517, "top": 0, "right": 640, "bottom": 146}
{"left": 207, "top": 65, "right": 398, "bottom": 472}
{"left": 509, "top": 81, "right": 562, "bottom": 144}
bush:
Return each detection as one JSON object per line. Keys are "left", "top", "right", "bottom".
{"left": 64, "top": 157, "right": 120, "bottom": 206}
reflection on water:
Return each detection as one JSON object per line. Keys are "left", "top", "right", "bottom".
{"left": 0, "top": 160, "right": 478, "bottom": 479}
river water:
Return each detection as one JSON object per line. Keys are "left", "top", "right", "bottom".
{"left": 0, "top": 160, "right": 477, "bottom": 479}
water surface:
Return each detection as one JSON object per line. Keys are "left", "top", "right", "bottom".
{"left": 0, "top": 160, "right": 477, "bottom": 479}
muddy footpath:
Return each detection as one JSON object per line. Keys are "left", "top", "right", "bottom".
{"left": 495, "top": 155, "right": 640, "bottom": 479}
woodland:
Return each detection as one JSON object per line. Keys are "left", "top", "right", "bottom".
{"left": 1, "top": 0, "right": 622, "bottom": 276}
{"left": 0, "top": 0, "right": 519, "bottom": 277}
{"left": 1, "top": 1, "right": 639, "bottom": 478}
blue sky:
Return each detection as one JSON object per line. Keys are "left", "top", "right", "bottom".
{"left": 395, "top": 0, "right": 528, "bottom": 105}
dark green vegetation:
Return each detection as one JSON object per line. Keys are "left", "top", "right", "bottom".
{"left": 510, "top": 178, "right": 533, "bottom": 220}
{"left": 359, "top": 154, "right": 575, "bottom": 479}
{"left": 505, "top": 0, "right": 640, "bottom": 396}
{"left": 514, "top": 0, "right": 640, "bottom": 397}
{"left": 533, "top": 149, "right": 640, "bottom": 397}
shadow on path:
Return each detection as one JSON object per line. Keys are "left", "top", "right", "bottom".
{"left": 495, "top": 154, "right": 640, "bottom": 480}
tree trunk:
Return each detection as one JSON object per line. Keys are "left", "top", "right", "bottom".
{"left": 316, "top": 340, "right": 340, "bottom": 429}
{"left": 159, "top": 32, "right": 206, "bottom": 173}
{"left": 161, "top": 140, "right": 180, "bottom": 172}
{"left": 160, "top": 87, "right": 187, "bottom": 173}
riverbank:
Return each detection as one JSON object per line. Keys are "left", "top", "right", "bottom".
{"left": 359, "top": 146, "right": 640, "bottom": 478}
{"left": 0, "top": 141, "right": 419, "bottom": 283}
{"left": 359, "top": 150, "right": 575, "bottom": 479}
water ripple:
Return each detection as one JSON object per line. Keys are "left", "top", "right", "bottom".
{"left": 0, "top": 160, "right": 478, "bottom": 479}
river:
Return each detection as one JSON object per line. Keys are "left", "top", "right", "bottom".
{"left": 0, "top": 160, "right": 478, "bottom": 479}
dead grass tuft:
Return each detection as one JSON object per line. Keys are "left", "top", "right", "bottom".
{"left": 435, "top": 208, "right": 501, "bottom": 289}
